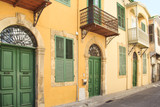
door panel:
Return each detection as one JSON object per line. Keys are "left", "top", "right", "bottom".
{"left": 18, "top": 49, "right": 34, "bottom": 107}
{"left": 0, "top": 45, "right": 35, "bottom": 107}
{"left": 89, "top": 57, "right": 101, "bottom": 97}
{"left": 89, "top": 59, "right": 94, "bottom": 97}
{"left": 94, "top": 59, "right": 101, "bottom": 96}
{"left": 133, "top": 59, "right": 137, "bottom": 86}
{"left": 0, "top": 47, "right": 16, "bottom": 107}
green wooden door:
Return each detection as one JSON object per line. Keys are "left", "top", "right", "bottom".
{"left": 133, "top": 59, "right": 137, "bottom": 87}
{"left": 88, "top": 57, "right": 101, "bottom": 97}
{"left": 0, "top": 45, "right": 35, "bottom": 107}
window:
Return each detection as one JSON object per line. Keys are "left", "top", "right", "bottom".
{"left": 117, "top": 3, "right": 125, "bottom": 30}
{"left": 55, "top": 0, "right": 70, "bottom": 7}
{"left": 129, "top": 0, "right": 134, "bottom": 2}
{"left": 157, "top": 28, "right": 160, "bottom": 45}
{"left": 141, "top": 22, "right": 145, "bottom": 32}
{"left": 143, "top": 53, "right": 147, "bottom": 74}
{"left": 55, "top": 36, "right": 74, "bottom": 82}
{"left": 119, "top": 46, "right": 126, "bottom": 75}
{"left": 149, "top": 24, "right": 154, "bottom": 43}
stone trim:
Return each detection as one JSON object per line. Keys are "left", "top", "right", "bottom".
{"left": 0, "top": 13, "right": 45, "bottom": 107}
{"left": 51, "top": 30, "right": 78, "bottom": 87}
{"left": 84, "top": 37, "right": 106, "bottom": 99}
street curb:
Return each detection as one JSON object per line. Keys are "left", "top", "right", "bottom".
{"left": 54, "top": 82, "right": 160, "bottom": 107}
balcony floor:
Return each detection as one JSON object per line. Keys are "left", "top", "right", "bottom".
{"left": 80, "top": 23, "right": 119, "bottom": 37}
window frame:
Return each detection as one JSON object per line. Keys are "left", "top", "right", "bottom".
{"left": 143, "top": 53, "right": 147, "bottom": 74}
{"left": 117, "top": 3, "right": 126, "bottom": 30}
{"left": 55, "top": 0, "right": 70, "bottom": 7}
{"left": 55, "top": 35, "right": 74, "bottom": 82}
{"left": 157, "top": 28, "right": 160, "bottom": 46}
{"left": 141, "top": 22, "right": 146, "bottom": 32}
{"left": 119, "top": 46, "right": 126, "bottom": 76}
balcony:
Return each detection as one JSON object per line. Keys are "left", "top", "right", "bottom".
{"left": 0, "top": 0, "right": 52, "bottom": 26}
{"left": 0, "top": 0, "right": 51, "bottom": 11}
{"left": 80, "top": 5, "right": 119, "bottom": 37}
{"left": 128, "top": 27, "right": 149, "bottom": 48}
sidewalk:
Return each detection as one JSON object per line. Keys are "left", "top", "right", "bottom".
{"left": 55, "top": 81, "right": 160, "bottom": 107}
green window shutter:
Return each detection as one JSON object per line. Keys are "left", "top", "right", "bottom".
{"left": 119, "top": 46, "right": 126, "bottom": 75}
{"left": 66, "top": 39, "right": 73, "bottom": 59}
{"left": 143, "top": 54, "right": 147, "bottom": 74}
{"left": 55, "top": 59, "right": 65, "bottom": 82}
{"left": 141, "top": 22, "right": 145, "bottom": 32}
{"left": 55, "top": 36, "right": 74, "bottom": 82}
{"left": 56, "top": 37, "right": 64, "bottom": 58}
{"left": 55, "top": 0, "right": 70, "bottom": 7}
{"left": 117, "top": 3, "right": 125, "bottom": 30}
{"left": 65, "top": 60, "right": 74, "bottom": 81}
{"left": 55, "top": 36, "right": 65, "bottom": 82}
{"left": 65, "top": 39, "right": 74, "bottom": 81}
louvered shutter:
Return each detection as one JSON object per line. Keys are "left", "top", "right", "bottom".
{"left": 55, "top": 36, "right": 65, "bottom": 82}
{"left": 119, "top": 46, "right": 126, "bottom": 75}
{"left": 143, "top": 54, "right": 147, "bottom": 74}
{"left": 149, "top": 24, "right": 154, "bottom": 42}
{"left": 123, "top": 47, "right": 126, "bottom": 75}
{"left": 65, "top": 39, "right": 74, "bottom": 81}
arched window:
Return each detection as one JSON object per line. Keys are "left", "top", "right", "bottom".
{"left": 0, "top": 25, "right": 37, "bottom": 47}
{"left": 89, "top": 44, "right": 101, "bottom": 57}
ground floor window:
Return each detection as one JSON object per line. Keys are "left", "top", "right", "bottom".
{"left": 55, "top": 35, "right": 74, "bottom": 82}
{"left": 143, "top": 53, "right": 147, "bottom": 74}
{"left": 119, "top": 46, "right": 126, "bottom": 75}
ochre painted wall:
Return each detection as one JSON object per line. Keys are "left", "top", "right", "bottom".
{"left": 0, "top": 0, "right": 78, "bottom": 106}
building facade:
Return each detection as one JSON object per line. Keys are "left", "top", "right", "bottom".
{"left": 149, "top": 16, "right": 160, "bottom": 82}
{"left": 0, "top": 0, "right": 152, "bottom": 107}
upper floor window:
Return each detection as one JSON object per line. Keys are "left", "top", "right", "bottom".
{"left": 55, "top": 0, "right": 70, "bottom": 7}
{"left": 141, "top": 22, "right": 145, "bottom": 32}
{"left": 149, "top": 24, "right": 154, "bottom": 43}
{"left": 117, "top": 3, "right": 125, "bottom": 30}
{"left": 157, "top": 28, "right": 160, "bottom": 45}
{"left": 129, "top": 0, "right": 134, "bottom": 2}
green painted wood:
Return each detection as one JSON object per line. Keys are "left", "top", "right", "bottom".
{"left": 0, "top": 45, "right": 35, "bottom": 107}
{"left": 133, "top": 59, "right": 137, "bottom": 86}
{"left": 55, "top": 35, "right": 74, "bottom": 82}
{"left": 141, "top": 22, "right": 145, "bottom": 32}
{"left": 88, "top": 57, "right": 101, "bottom": 97}
{"left": 0, "top": 46, "right": 16, "bottom": 107}
{"left": 119, "top": 46, "right": 126, "bottom": 75}
{"left": 117, "top": 3, "right": 125, "bottom": 30}
{"left": 143, "top": 53, "right": 147, "bottom": 74}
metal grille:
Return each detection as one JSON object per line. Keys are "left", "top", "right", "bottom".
{"left": 0, "top": 25, "right": 37, "bottom": 47}
{"left": 89, "top": 44, "right": 101, "bottom": 57}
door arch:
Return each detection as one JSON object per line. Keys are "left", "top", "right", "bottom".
{"left": 88, "top": 44, "right": 101, "bottom": 97}
{"left": 133, "top": 52, "right": 138, "bottom": 87}
{"left": 0, "top": 25, "right": 37, "bottom": 107}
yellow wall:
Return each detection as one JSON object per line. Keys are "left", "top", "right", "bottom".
{"left": 0, "top": 0, "right": 152, "bottom": 107}
{"left": 0, "top": 0, "right": 78, "bottom": 106}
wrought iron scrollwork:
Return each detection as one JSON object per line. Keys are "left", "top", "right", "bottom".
{"left": 89, "top": 44, "right": 101, "bottom": 57}
{"left": 0, "top": 25, "right": 37, "bottom": 47}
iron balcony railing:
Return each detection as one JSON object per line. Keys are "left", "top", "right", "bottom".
{"left": 80, "top": 5, "right": 119, "bottom": 37}
{"left": 128, "top": 27, "right": 149, "bottom": 48}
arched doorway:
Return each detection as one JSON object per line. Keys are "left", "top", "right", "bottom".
{"left": 0, "top": 25, "right": 37, "bottom": 107}
{"left": 88, "top": 44, "right": 101, "bottom": 97}
{"left": 133, "top": 52, "right": 137, "bottom": 87}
